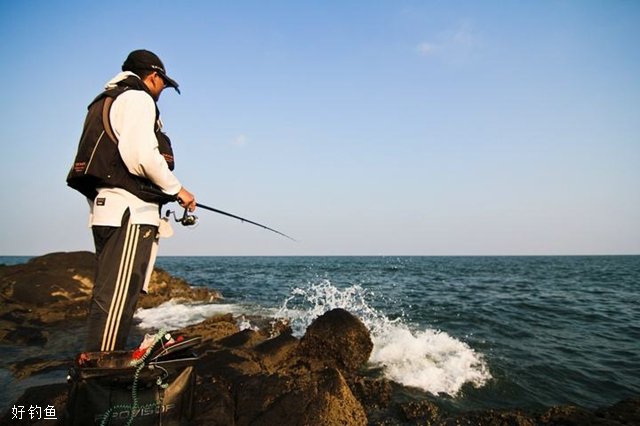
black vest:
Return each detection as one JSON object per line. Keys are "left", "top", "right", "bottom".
{"left": 66, "top": 76, "right": 175, "bottom": 204}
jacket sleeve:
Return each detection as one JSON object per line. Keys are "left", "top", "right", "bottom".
{"left": 110, "top": 90, "right": 182, "bottom": 195}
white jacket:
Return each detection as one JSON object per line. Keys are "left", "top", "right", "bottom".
{"left": 89, "top": 72, "right": 182, "bottom": 227}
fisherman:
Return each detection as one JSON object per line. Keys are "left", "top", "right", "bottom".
{"left": 67, "top": 49, "right": 196, "bottom": 352}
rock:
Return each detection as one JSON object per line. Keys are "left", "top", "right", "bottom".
{"left": 191, "top": 379, "right": 236, "bottom": 426}
{"left": 298, "top": 308, "right": 373, "bottom": 375}
{"left": 0, "top": 252, "right": 222, "bottom": 346}
{"left": 179, "top": 313, "right": 240, "bottom": 344}
{"left": 200, "top": 345, "right": 264, "bottom": 380}
{"left": 218, "top": 366, "right": 366, "bottom": 426}
{"left": 1, "top": 324, "right": 48, "bottom": 346}
{"left": 537, "top": 405, "right": 595, "bottom": 425}
{"left": 2, "top": 252, "right": 94, "bottom": 304}
{"left": 217, "top": 328, "right": 265, "bottom": 349}
{"left": 302, "top": 368, "right": 368, "bottom": 426}
{"left": 595, "top": 396, "right": 640, "bottom": 425}
{"left": 441, "top": 409, "right": 536, "bottom": 426}
{"left": 398, "top": 400, "right": 440, "bottom": 423}
{"left": 535, "top": 401, "right": 640, "bottom": 425}
{"left": 192, "top": 308, "right": 372, "bottom": 425}
{"left": 349, "top": 376, "right": 394, "bottom": 411}
{"left": 8, "top": 358, "right": 69, "bottom": 380}
{"left": 254, "top": 332, "right": 299, "bottom": 372}
{"left": 27, "top": 251, "right": 96, "bottom": 271}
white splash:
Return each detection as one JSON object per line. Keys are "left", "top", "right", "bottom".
{"left": 370, "top": 324, "right": 490, "bottom": 395}
{"left": 276, "top": 279, "right": 491, "bottom": 396}
{"left": 238, "top": 315, "right": 259, "bottom": 331}
{"left": 134, "top": 300, "right": 242, "bottom": 330}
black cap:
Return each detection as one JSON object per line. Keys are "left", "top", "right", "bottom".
{"left": 122, "top": 49, "right": 180, "bottom": 94}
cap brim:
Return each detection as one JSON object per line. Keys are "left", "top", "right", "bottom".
{"left": 159, "top": 71, "right": 180, "bottom": 94}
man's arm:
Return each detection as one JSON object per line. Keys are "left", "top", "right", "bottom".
{"left": 111, "top": 90, "right": 182, "bottom": 196}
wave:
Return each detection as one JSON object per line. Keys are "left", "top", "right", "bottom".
{"left": 135, "top": 280, "right": 491, "bottom": 396}
{"left": 275, "top": 279, "right": 491, "bottom": 396}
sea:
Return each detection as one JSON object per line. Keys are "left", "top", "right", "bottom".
{"left": 1, "top": 255, "right": 638, "bottom": 415}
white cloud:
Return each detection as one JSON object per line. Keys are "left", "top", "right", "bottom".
{"left": 417, "top": 21, "right": 482, "bottom": 62}
{"left": 417, "top": 42, "right": 438, "bottom": 56}
{"left": 232, "top": 134, "right": 248, "bottom": 147}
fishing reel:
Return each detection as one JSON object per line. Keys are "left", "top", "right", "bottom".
{"left": 165, "top": 208, "right": 198, "bottom": 227}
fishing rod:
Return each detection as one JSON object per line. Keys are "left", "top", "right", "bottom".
{"left": 140, "top": 185, "right": 295, "bottom": 241}
{"left": 166, "top": 202, "right": 296, "bottom": 242}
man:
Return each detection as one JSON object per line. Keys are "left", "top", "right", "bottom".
{"left": 67, "top": 49, "right": 196, "bottom": 351}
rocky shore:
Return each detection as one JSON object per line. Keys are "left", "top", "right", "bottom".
{"left": 1, "top": 252, "right": 638, "bottom": 425}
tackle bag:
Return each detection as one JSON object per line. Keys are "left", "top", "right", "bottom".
{"left": 64, "top": 336, "right": 201, "bottom": 426}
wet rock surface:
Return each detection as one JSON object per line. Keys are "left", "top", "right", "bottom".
{"left": 0, "top": 251, "right": 221, "bottom": 346}
{"left": 1, "top": 253, "right": 638, "bottom": 425}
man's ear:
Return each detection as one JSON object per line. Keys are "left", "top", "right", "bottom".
{"left": 142, "top": 72, "right": 156, "bottom": 85}
{"left": 142, "top": 72, "right": 159, "bottom": 92}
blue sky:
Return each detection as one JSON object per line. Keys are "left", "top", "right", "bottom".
{"left": 1, "top": 1, "right": 638, "bottom": 256}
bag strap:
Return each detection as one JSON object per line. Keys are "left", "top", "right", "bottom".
{"left": 101, "top": 96, "right": 118, "bottom": 144}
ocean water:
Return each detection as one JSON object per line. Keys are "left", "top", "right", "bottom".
{"left": 1, "top": 255, "right": 639, "bottom": 414}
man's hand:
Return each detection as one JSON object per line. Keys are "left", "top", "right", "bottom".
{"left": 177, "top": 187, "right": 196, "bottom": 212}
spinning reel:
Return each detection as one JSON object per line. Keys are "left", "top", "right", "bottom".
{"left": 165, "top": 208, "right": 198, "bottom": 227}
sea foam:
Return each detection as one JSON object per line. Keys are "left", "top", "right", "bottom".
{"left": 276, "top": 279, "right": 491, "bottom": 396}
{"left": 134, "top": 300, "right": 242, "bottom": 330}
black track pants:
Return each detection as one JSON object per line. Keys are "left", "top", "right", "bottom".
{"left": 86, "top": 210, "right": 158, "bottom": 352}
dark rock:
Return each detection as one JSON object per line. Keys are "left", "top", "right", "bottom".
{"left": 537, "top": 405, "right": 594, "bottom": 425}
{"left": 199, "top": 346, "right": 264, "bottom": 380}
{"left": 2, "top": 251, "right": 95, "bottom": 306}
{"left": 28, "top": 251, "right": 96, "bottom": 270}
{"left": 398, "top": 400, "right": 440, "bottom": 423}
{"left": 349, "top": 376, "right": 394, "bottom": 410}
{"left": 440, "top": 409, "right": 536, "bottom": 426}
{"left": 0, "top": 251, "right": 221, "bottom": 346}
{"left": 232, "top": 368, "right": 367, "bottom": 426}
{"left": 296, "top": 367, "right": 368, "bottom": 426}
{"left": 535, "top": 402, "right": 639, "bottom": 425}
{"left": 595, "top": 396, "right": 640, "bottom": 425}
{"left": 232, "top": 372, "right": 299, "bottom": 425}
{"left": 192, "top": 379, "right": 235, "bottom": 426}
{"left": 298, "top": 307, "right": 373, "bottom": 375}
{"left": 179, "top": 313, "right": 239, "bottom": 344}
{"left": 8, "top": 358, "right": 69, "bottom": 380}
{"left": 2, "top": 324, "right": 48, "bottom": 346}
{"left": 217, "top": 328, "right": 264, "bottom": 349}
{"left": 254, "top": 332, "right": 299, "bottom": 372}
{"left": 191, "top": 308, "right": 372, "bottom": 425}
